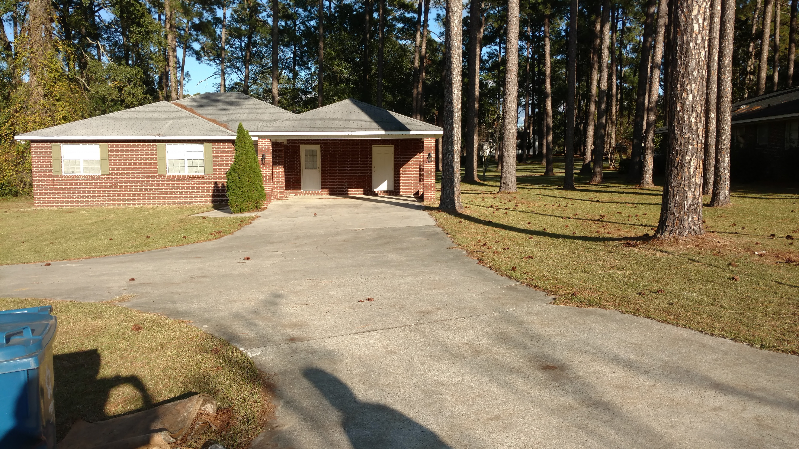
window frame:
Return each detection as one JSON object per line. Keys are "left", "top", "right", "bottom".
{"left": 757, "top": 124, "right": 769, "bottom": 146}
{"left": 785, "top": 120, "right": 799, "bottom": 149}
{"left": 165, "top": 143, "right": 205, "bottom": 175}
{"left": 61, "top": 144, "right": 102, "bottom": 175}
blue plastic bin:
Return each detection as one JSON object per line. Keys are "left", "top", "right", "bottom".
{"left": 0, "top": 306, "right": 57, "bottom": 449}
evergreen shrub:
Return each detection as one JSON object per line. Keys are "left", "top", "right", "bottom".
{"left": 226, "top": 124, "right": 265, "bottom": 213}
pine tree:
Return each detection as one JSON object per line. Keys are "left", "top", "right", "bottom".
{"left": 226, "top": 124, "right": 265, "bottom": 213}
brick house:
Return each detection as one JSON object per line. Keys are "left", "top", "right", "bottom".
{"left": 15, "top": 93, "right": 442, "bottom": 207}
{"left": 731, "top": 88, "right": 799, "bottom": 182}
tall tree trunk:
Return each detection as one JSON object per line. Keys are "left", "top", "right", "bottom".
{"left": 704, "top": 0, "right": 722, "bottom": 195}
{"left": 417, "top": 0, "right": 430, "bottom": 119}
{"left": 532, "top": 34, "right": 540, "bottom": 156}
{"left": 243, "top": 0, "right": 253, "bottom": 95}
{"left": 711, "top": 0, "right": 735, "bottom": 207}
{"left": 26, "top": 0, "right": 53, "bottom": 113}
{"left": 618, "top": 15, "right": 626, "bottom": 132}
{"left": 656, "top": 0, "right": 709, "bottom": 238}
{"left": 159, "top": 12, "right": 167, "bottom": 99}
{"left": 291, "top": 13, "right": 297, "bottom": 87}
{"left": 746, "top": 0, "right": 764, "bottom": 97}
{"left": 465, "top": 0, "right": 484, "bottom": 183}
{"left": 377, "top": 0, "right": 384, "bottom": 107}
{"left": 758, "top": 0, "right": 775, "bottom": 96}
{"left": 220, "top": 3, "right": 227, "bottom": 93}
{"left": 789, "top": 0, "right": 798, "bottom": 87}
{"left": 629, "top": 0, "right": 658, "bottom": 182}
{"left": 642, "top": 0, "right": 669, "bottom": 188}
{"left": 500, "top": 0, "right": 521, "bottom": 192}
{"left": 318, "top": 0, "right": 324, "bottom": 106}
{"left": 607, "top": 5, "right": 618, "bottom": 166}
{"left": 564, "top": 0, "right": 578, "bottom": 190}
{"left": 440, "top": 0, "right": 463, "bottom": 212}
{"left": 412, "top": 0, "right": 422, "bottom": 118}
{"left": 542, "top": 13, "right": 555, "bottom": 177}
{"left": 591, "top": 0, "right": 611, "bottom": 185}
{"left": 773, "top": 0, "right": 781, "bottom": 90}
{"left": 272, "top": 0, "right": 279, "bottom": 105}
{"left": 362, "top": 0, "right": 373, "bottom": 103}
{"left": 582, "top": 3, "right": 602, "bottom": 174}
{"left": 165, "top": 0, "right": 178, "bottom": 100}
{"left": 180, "top": 19, "right": 189, "bottom": 99}
{"left": 524, "top": 24, "right": 531, "bottom": 158}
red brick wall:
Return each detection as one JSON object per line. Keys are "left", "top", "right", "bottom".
{"left": 30, "top": 137, "right": 436, "bottom": 207}
{"left": 271, "top": 139, "right": 426, "bottom": 197}
{"left": 257, "top": 138, "right": 273, "bottom": 202}
{"left": 30, "top": 141, "right": 235, "bottom": 207}
{"left": 422, "top": 138, "right": 435, "bottom": 203}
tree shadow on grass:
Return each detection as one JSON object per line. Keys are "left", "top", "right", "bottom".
{"left": 304, "top": 368, "right": 451, "bottom": 449}
{"left": 440, "top": 209, "right": 641, "bottom": 243}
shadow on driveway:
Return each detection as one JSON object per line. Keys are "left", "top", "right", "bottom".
{"left": 304, "top": 368, "right": 451, "bottom": 449}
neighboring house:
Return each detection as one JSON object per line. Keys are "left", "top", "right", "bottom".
{"left": 15, "top": 93, "right": 441, "bottom": 207}
{"left": 731, "top": 88, "right": 799, "bottom": 182}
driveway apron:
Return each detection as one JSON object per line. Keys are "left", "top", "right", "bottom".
{"left": 1, "top": 196, "right": 798, "bottom": 448}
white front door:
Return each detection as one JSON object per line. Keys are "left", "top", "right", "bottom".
{"left": 372, "top": 145, "right": 394, "bottom": 191}
{"left": 301, "top": 145, "right": 321, "bottom": 191}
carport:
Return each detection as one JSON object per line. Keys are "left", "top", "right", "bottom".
{"left": 252, "top": 99, "right": 441, "bottom": 202}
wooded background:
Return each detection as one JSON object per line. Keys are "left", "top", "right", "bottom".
{"left": 0, "top": 0, "right": 786, "bottom": 207}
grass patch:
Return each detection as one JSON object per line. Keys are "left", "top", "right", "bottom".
{"left": 0, "top": 197, "right": 255, "bottom": 265}
{"left": 430, "top": 161, "right": 799, "bottom": 354}
{"left": 0, "top": 297, "right": 273, "bottom": 448}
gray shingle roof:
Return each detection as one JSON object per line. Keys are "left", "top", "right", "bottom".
{"left": 175, "top": 92, "right": 295, "bottom": 131}
{"left": 16, "top": 101, "right": 236, "bottom": 140}
{"left": 731, "top": 87, "right": 799, "bottom": 123}
{"left": 258, "top": 98, "right": 443, "bottom": 136}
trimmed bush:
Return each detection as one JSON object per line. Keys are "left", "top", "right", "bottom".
{"left": 226, "top": 124, "right": 265, "bottom": 213}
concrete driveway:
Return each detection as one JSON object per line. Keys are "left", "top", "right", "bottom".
{"left": 1, "top": 196, "right": 798, "bottom": 448}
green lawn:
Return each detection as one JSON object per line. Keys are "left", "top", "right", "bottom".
{"left": 0, "top": 197, "right": 255, "bottom": 265}
{"left": 430, "top": 161, "right": 799, "bottom": 354}
{"left": 0, "top": 297, "right": 273, "bottom": 448}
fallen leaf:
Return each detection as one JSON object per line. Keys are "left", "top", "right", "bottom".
{"left": 131, "top": 324, "right": 142, "bottom": 332}
{"left": 729, "top": 262, "right": 739, "bottom": 267}
{"left": 129, "top": 278, "right": 135, "bottom": 281}
{"left": 731, "top": 276, "right": 740, "bottom": 281}
{"left": 366, "top": 297, "right": 374, "bottom": 302}
{"left": 243, "top": 256, "right": 250, "bottom": 260}
{"left": 44, "top": 262, "right": 51, "bottom": 267}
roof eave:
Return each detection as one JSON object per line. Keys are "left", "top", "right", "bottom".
{"left": 14, "top": 135, "right": 239, "bottom": 141}
{"left": 731, "top": 112, "right": 799, "bottom": 125}
{"left": 249, "top": 130, "right": 443, "bottom": 139}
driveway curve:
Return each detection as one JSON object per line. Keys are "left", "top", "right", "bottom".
{"left": 1, "top": 196, "right": 798, "bottom": 448}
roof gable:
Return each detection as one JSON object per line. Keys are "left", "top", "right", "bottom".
{"left": 174, "top": 92, "right": 295, "bottom": 131}
{"left": 257, "top": 98, "right": 443, "bottom": 136}
{"left": 16, "top": 101, "right": 236, "bottom": 140}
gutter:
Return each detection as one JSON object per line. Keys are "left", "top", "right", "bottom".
{"left": 249, "top": 130, "right": 443, "bottom": 139}
{"left": 731, "top": 112, "right": 799, "bottom": 125}
{"left": 14, "top": 135, "right": 241, "bottom": 142}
